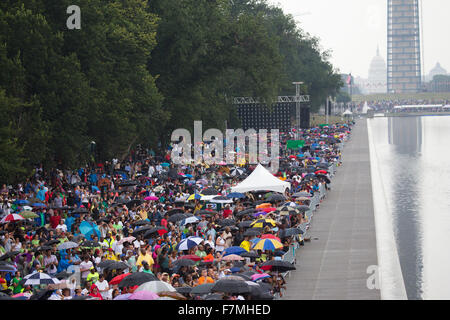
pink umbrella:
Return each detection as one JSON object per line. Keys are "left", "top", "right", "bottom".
{"left": 128, "top": 290, "right": 159, "bottom": 300}
{"left": 144, "top": 196, "right": 158, "bottom": 201}
{"left": 118, "top": 236, "right": 136, "bottom": 245}
{"left": 113, "top": 293, "right": 132, "bottom": 300}
{"left": 251, "top": 273, "right": 271, "bottom": 282}
{"left": 221, "top": 254, "right": 244, "bottom": 261}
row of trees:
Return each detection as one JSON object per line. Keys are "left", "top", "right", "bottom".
{"left": 0, "top": 0, "right": 343, "bottom": 184}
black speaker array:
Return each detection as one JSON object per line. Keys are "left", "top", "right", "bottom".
{"left": 300, "top": 105, "right": 310, "bottom": 129}
{"left": 236, "top": 103, "right": 294, "bottom": 131}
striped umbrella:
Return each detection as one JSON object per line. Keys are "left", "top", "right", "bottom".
{"left": 275, "top": 206, "right": 300, "bottom": 216}
{"left": 18, "top": 211, "right": 38, "bottom": 219}
{"left": 187, "top": 193, "right": 204, "bottom": 201}
{"left": 0, "top": 213, "right": 25, "bottom": 223}
{"left": 176, "top": 236, "right": 204, "bottom": 251}
{"left": 23, "top": 272, "right": 60, "bottom": 286}
{"left": 260, "top": 234, "right": 281, "bottom": 242}
{"left": 252, "top": 238, "right": 283, "bottom": 251}
{"left": 250, "top": 219, "right": 277, "bottom": 229}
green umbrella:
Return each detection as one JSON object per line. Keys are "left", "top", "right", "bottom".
{"left": 19, "top": 211, "right": 38, "bottom": 219}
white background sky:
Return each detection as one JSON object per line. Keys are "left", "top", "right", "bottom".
{"left": 268, "top": 0, "right": 450, "bottom": 79}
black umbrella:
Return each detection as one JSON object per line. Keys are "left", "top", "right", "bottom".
{"left": 236, "top": 209, "right": 255, "bottom": 217}
{"left": 296, "top": 205, "right": 310, "bottom": 212}
{"left": 280, "top": 228, "right": 303, "bottom": 238}
{"left": 97, "top": 260, "right": 115, "bottom": 269}
{"left": 173, "top": 259, "right": 195, "bottom": 267}
{"left": 243, "top": 228, "right": 261, "bottom": 237}
{"left": 103, "top": 261, "right": 129, "bottom": 271}
{"left": 219, "top": 225, "right": 239, "bottom": 232}
{"left": 267, "top": 194, "right": 286, "bottom": 203}
{"left": 118, "top": 180, "right": 138, "bottom": 187}
{"left": 131, "top": 220, "right": 151, "bottom": 227}
{"left": 168, "top": 213, "right": 191, "bottom": 223}
{"left": 176, "top": 286, "right": 193, "bottom": 295}
{"left": 126, "top": 199, "right": 142, "bottom": 208}
{"left": 196, "top": 209, "right": 218, "bottom": 216}
{"left": 316, "top": 174, "right": 331, "bottom": 184}
{"left": 166, "top": 208, "right": 185, "bottom": 216}
{"left": 29, "top": 289, "right": 55, "bottom": 300}
{"left": 132, "top": 225, "right": 153, "bottom": 237}
{"left": 204, "top": 293, "right": 223, "bottom": 300}
{"left": 35, "top": 245, "right": 53, "bottom": 252}
{"left": 55, "top": 270, "right": 71, "bottom": 280}
{"left": 261, "top": 260, "right": 296, "bottom": 272}
{"left": 143, "top": 227, "right": 168, "bottom": 238}
{"left": 0, "top": 251, "right": 20, "bottom": 261}
{"left": 241, "top": 251, "right": 259, "bottom": 258}
{"left": 80, "top": 240, "right": 100, "bottom": 248}
{"left": 44, "top": 240, "right": 60, "bottom": 246}
{"left": 190, "top": 283, "right": 215, "bottom": 295}
{"left": 211, "top": 279, "right": 250, "bottom": 294}
{"left": 118, "top": 272, "right": 157, "bottom": 288}
{"left": 217, "top": 219, "right": 236, "bottom": 227}
{"left": 72, "top": 207, "right": 88, "bottom": 214}
{"left": 201, "top": 187, "right": 219, "bottom": 195}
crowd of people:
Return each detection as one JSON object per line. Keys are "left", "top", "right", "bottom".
{"left": 0, "top": 122, "right": 353, "bottom": 300}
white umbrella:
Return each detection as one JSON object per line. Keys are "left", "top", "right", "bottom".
{"left": 24, "top": 272, "right": 60, "bottom": 286}
{"left": 135, "top": 280, "right": 176, "bottom": 294}
{"left": 181, "top": 216, "right": 200, "bottom": 225}
{"left": 176, "top": 236, "right": 204, "bottom": 251}
{"left": 56, "top": 241, "right": 79, "bottom": 251}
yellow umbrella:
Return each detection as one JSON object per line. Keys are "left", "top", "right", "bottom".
{"left": 252, "top": 238, "right": 283, "bottom": 251}
{"left": 250, "top": 219, "right": 277, "bottom": 229}
{"left": 187, "top": 194, "right": 204, "bottom": 201}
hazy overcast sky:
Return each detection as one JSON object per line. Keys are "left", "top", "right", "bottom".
{"left": 269, "top": 0, "right": 450, "bottom": 79}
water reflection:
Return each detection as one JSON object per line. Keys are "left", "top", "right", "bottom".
{"left": 386, "top": 116, "right": 424, "bottom": 300}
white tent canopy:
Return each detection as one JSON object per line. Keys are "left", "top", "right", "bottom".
{"left": 343, "top": 109, "right": 353, "bottom": 116}
{"left": 230, "top": 163, "right": 290, "bottom": 194}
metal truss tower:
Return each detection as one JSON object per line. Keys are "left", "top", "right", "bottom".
{"left": 387, "top": 0, "right": 422, "bottom": 93}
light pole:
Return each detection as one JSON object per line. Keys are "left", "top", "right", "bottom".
{"left": 293, "top": 81, "right": 304, "bottom": 140}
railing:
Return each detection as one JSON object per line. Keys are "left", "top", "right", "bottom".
{"left": 274, "top": 159, "right": 343, "bottom": 299}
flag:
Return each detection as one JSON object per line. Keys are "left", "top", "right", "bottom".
{"left": 346, "top": 74, "right": 352, "bottom": 85}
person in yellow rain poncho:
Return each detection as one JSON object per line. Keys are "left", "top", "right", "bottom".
{"left": 105, "top": 248, "right": 119, "bottom": 261}
{"left": 239, "top": 236, "right": 252, "bottom": 252}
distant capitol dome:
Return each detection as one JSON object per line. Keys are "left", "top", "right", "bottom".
{"left": 429, "top": 62, "right": 447, "bottom": 80}
{"left": 367, "top": 46, "right": 387, "bottom": 94}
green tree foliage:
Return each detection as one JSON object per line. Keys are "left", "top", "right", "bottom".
{"left": 0, "top": 0, "right": 342, "bottom": 184}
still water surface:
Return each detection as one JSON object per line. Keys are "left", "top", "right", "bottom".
{"left": 368, "top": 116, "right": 450, "bottom": 300}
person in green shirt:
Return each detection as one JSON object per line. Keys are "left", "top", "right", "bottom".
{"left": 86, "top": 267, "right": 99, "bottom": 286}
{"left": 141, "top": 261, "right": 154, "bottom": 274}
{"left": 12, "top": 271, "right": 23, "bottom": 294}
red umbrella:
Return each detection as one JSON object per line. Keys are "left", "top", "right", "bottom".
{"left": 178, "top": 255, "right": 201, "bottom": 262}
{"left": 0, "top": 213, "right": 25, "bottom": 223}
{"left": 262, "top": 207, "right": 276, "bottom": 213}
{"left": 109, "top": 273, "right": 131, "bottom": 285}
{"left": 260, "top": 234, "right": 281, "bottom": 242}
{"left": 315, "top": 170, "right": 328, "bottom": 175}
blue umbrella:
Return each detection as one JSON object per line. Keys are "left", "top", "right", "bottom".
{"left": 226, "top": 193, "right": 245, "bottom": 199}
{"left": 184, "top": 174, "right": 193, "bottom": 178}
{"left": 161, "top": 163, "right": 170, "bottom": 167}
{"left": 32, "top": 203, "right": 47, "bottom": 208}
{"left": 79, "top": 221, "right": 101, "bottom": 240}
{"left": 223, "top": 246, "right": 247, "bottom": 256}
{"left": 176, "top": 236, "right": 204, "bottom": 251}
{"left": 13, "top": 200, "right": 29, "bottom": 205}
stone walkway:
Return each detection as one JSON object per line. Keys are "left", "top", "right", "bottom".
{"left": 283, "top": 119, "right": 381, "bottom": 300}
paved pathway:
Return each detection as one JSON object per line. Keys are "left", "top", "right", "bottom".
{"left": 283, "top": 119, "right": 381, "bottom": 300}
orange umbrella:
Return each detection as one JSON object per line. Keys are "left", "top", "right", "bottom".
{"left": 256, "top": 203, "right": 271, "bottom": 209}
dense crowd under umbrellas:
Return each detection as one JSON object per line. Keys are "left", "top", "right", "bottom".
{"left": 0, "top": 122, "right": 353, "bottom": 300}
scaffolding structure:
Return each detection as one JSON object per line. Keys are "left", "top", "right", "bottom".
{"left": 387, "top": 0, "right": 422, "bottom": 93}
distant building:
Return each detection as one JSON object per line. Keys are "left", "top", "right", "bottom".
{"left": 367, "top": 47, "right": 387, "bottom": 94}
{"left": 387, "top": 0, "right": 422, "bottom": 94}
{"left": 426, "top": 62, "right": 448, "bottom": 82}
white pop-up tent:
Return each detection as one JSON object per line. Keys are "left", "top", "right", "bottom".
{"left": 230, "top": 163, "right": 291, "bottom": 194}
